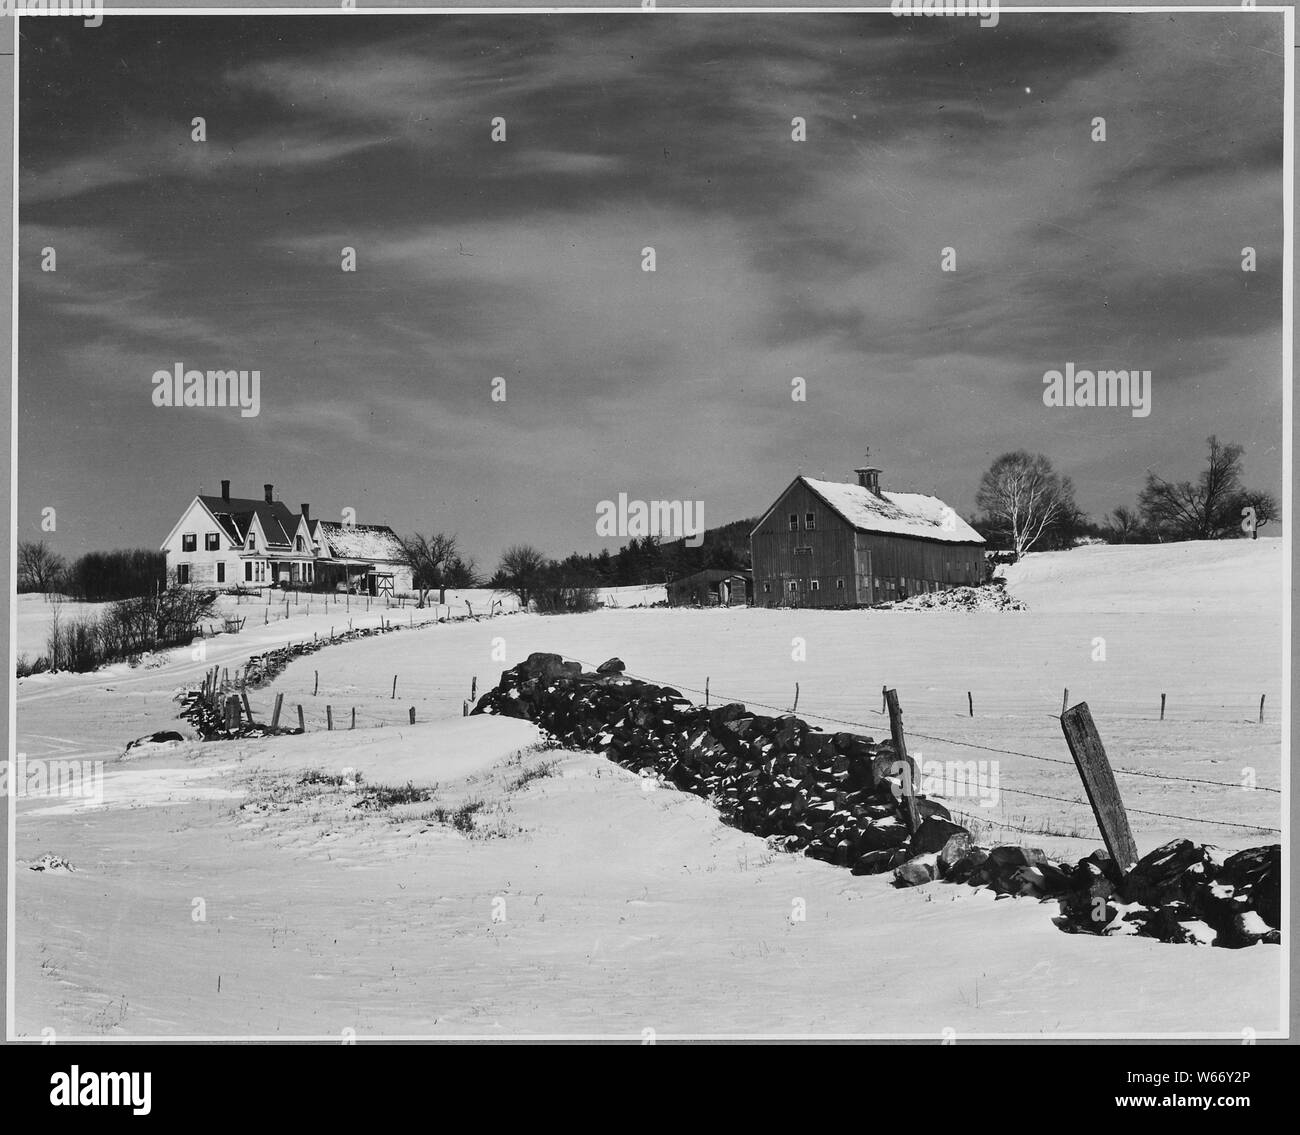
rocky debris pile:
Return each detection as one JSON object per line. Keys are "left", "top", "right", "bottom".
{"left": 473, "top": 652, "right": 1280, "bottom": 949}
{"left": 124, "top": 730, "right": 185, "bottom": 751}
{"left": 29, "top": 854, "right": 75, "bottom": 873}
{"left": 904, "top": 834, "right": 1279, "bottom": 949}
{"left": 473, "top": 652, "right": 943, "bottom": 870}
{"left": 877, "top": 585, "right": 1026, "bottom": 612}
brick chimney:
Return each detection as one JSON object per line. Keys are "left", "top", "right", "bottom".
{"left": 300, "top": 503, "right": 310, "bottom": 521}
{"left": 221, "top": 479, "right": 230, "bottom": 503}
{"left": 855, "top": 467, "right": 882, "bottom": 495}
{"left": 264, "top": 483, "right": 274, "bottom": 504}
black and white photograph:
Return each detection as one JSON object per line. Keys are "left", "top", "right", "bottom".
{"left": 5, "top": 2, "right": 1291, "bottom": 1055}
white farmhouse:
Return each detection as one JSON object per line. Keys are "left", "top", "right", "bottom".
{"left": 161, "top": 480, "right": 414, "bottom": 596}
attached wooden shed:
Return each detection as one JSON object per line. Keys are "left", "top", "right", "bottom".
{"left": 750, "top": 468, "right": 985, "bottom": 607}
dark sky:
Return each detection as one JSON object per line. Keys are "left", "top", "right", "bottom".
{"left": 18, "top": 12, "right": 1286, "bottom": 565}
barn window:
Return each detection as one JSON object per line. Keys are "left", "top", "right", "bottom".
{"left": 216, "top": 562, "right": 225, "bottom": 583}
{"left": 836, "top": 578, "right": 844, "bottom": 590}
{"left": 788, "top": 513, "right": 798, "bottom": 531}
{"left": 762, "top": 581, "right": 771, "bottom": 593}
{"left": 205, "top": 533, "right": 220, "bottom": 551}
{"left": 810, "top": 579, "right": 820, "bottom": 591}
{"left": 805, "top": 512, "right": 816, "bottom": 530}
{"left": 794, "top": 545, "right": 813, "bottom": 556}
{"left": 178, "top": 564, "right": 190, "bottom": 584}
{"left": 181, "top": 533, "right": 196, "bottom": 552}
{"left": 787, "top": 580, "right": 798, "bottom": 592}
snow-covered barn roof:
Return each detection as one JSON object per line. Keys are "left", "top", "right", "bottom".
{"left": 798, "top": 476, "right": 985, "bottom": 545}
{"left": 316, "top": 521, "right": 407, "bottom": 564}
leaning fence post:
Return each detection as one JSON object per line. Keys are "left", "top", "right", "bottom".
{"left": 967, "top": 690, "right": 973, "bottom": 717}
{"left": 1062, "top": 687, "right": 1068, "bottom": 717}
{"left": 792, "top": 682, "right": 800, "bottom": 714}
{"left": 392, "top": 675, "right": 397, "bottom": 700}
{"left": 462, "top": 699, "right": 469, "bottom": 717}
{"left": 1259, "top": 694, "right": 1265, "bottom": 724}
{"left": 241, "top": 691, "right": 254, "bottom": 724}
{"left": 883, "top": 688, "right": 920, "bottom": 834}
{"left": 1060, "top": 702, "right": 1139, "bottom": 873}
{"left": 314, "top": 670, "right": 319, "bottom": 697}
{"left": 271, "top": 692, "right": 284, "bottom": 729}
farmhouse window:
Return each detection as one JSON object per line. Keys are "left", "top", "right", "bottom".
{"left": 805, "top": 512, "right": 816, "bottom": 530}
{"left": 788, "top": 514, "right": 798, "bottom": 531}
{"left": 787, "top": 580, "right": 798, "bottom": 592}
{"left": 181, "top": 533, "right": 196, "bottom": 552}
{"left": 247, "top": 536, "right": 255, "bottom": 550}
{"left": 178, "top": 564, "right": 190, "bottom": 584}
{"left": 245, "top": 562, "right": 253, "bottom": 582}
{"left": 810, "top": 579, "right": 820, "bottom": 591}
{"left": 762, "top": 582, "right": 771, "bottom": 593}
{"left": 217, "top": 562, "right": 225, "bottom": 583}
{"left": 205, "top": 533, "right": 220, "bottom": 551}
{"left": 296, "top": 536, "right": 306, "bottom": 552}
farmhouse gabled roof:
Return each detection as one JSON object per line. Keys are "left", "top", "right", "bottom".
{"left": 197, "top": 495, "right": 300, "bottom": 548}
{"left": 316, "top": 521, "right": 407, "bottom": 564}
{"left": 756, "top": 476, "right": 985, "bottom": 545}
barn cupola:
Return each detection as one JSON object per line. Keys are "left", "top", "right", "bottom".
{"left": 855, "top": 467, "right": 882, "bottom": 496}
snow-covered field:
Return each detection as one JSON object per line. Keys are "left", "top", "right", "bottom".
{"left": 10, "top": 539, "right": 1285, "bottom": 1037}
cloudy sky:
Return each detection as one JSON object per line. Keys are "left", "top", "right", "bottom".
{"left": 19, "top": 11, "right": 1285, "bottom": 566}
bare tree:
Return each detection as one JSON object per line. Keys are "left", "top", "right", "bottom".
{"left": 18, "top": 540, "right": 66, "bottom": 594}
{"left": 495, "top": 544, "right": 548, "bottom": 608}
{"left": 975, "top": 452, "right": 1076, "bottom": 559}
{"left": 1104, "top": 505, "right": 1143, "bottom": 544}
{"left": 1139, "top": 436, "right": 1275, "bottom": 540}
{"left": 401, "top": 532, "right": 459, "bottom": 608}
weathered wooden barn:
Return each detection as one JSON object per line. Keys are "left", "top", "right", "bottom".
{"left": 750, "top": 467, "right": 985, "bottom": 607}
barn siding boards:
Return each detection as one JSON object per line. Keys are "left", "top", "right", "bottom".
{"left": 750, "top": 479, "right": 859, "bottom": 607}
{"left": 750, "top": 475, "right": 984, "bottom": 608}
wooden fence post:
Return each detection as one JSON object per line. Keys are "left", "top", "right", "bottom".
{"left": 351, "top": 707, "right": 356, "bottom": 730}
{"left": 326, "top": 705, "right": 333, "bottom": 731}
{"left": 705, "top": 677, "right": 710, "bottom": 707}
{"left": 1160, "top": 693, "right": 1166, "bottom": 721}
{"left": 471, "top": 676, "right": 478, "bottom": 700}
{"left": 792, "top": 682, "right": 800, "bottom": 714}
{"left": 462, "top": 699, "right": 469, "bottom": 717}
{"left": 1060, "top": 702, "right": 1139, "bottom": 873}
{"left": 1259, "top": 694, "right": 1266, "bottom": 723}
{"left": 297, "top": 704, "right": 305, "bottom": 732}
{"left": 241, "top": 692, "right": 254, "bottom": 723}
{"left": 883, "top": 688, "right": 920, "bottom": 834}
{"left": 271, "top": 692, "right": 284, "bottom": 729}
{"left": 1062, "top": 688, "right": 1068, "bottom": 716}
{"left": 882, "top": 685, "right": 887, "bottom": 715}
{"left": 409, "top": 707, "right": 416, "bottom": 724}
{"left": 392, "top": 675, "right": 397, "bottom": 700}
{"left": 224, "top": 695, "right": 240, "bottom": 732}
{"left": 967, "top": 691, "right": 973, "bottom": 717}
{"left": 314, "top": 670, "right": 319, "bottom": 697}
